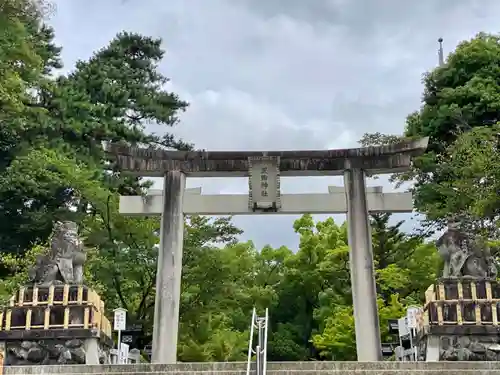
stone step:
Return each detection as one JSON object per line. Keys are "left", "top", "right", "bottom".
{"left": 6, "top": 363, "right": 500, "bottom": 375}
{"left": 8, "top": 361, "right": 500, "bottom": 373}
{"left": 6, "top": 371, "right": 500, "bottom": 375}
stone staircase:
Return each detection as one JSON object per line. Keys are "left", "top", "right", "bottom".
{"left": 5, "top": 362, "right": 500, "bottom": 375}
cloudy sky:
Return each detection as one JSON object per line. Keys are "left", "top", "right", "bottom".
{"left": 51, "top": 0, "right": 498, "bottom": 249}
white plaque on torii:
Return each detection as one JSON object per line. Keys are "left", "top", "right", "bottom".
{"left": 248, "top": 156, "right": 281, "bottom": 212}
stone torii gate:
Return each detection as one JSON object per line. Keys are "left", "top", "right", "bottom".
{"left": 106, "top": 138, "right": 428, "bottom": 364}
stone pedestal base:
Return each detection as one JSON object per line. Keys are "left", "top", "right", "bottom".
{"left": 1, "top": 336, "right": 110, "bottom": 366}
{"left": 0, "top": 284, "right": 113, "bottom": 367}
{"left": 419, "top": 327, "right": 500, "bottom": 361}
{"left": 416, "top": 278, "right": 500, "bottom": 361}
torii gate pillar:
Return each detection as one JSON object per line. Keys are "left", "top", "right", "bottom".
{"left": 152, "top": 171, "right": 186, "bottom": 364}
{"left": 344, "top": 167, "right": 380, "bottom": 361}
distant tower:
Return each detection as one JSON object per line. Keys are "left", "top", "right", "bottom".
{"left": 438, "top": 38, "right": 444, "bottom": 66}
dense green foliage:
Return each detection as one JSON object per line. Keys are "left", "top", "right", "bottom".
{"left": 0, "top": 0, "right": 494, "bottom": 362}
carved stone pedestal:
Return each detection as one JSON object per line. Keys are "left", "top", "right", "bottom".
{"left": 0, "top": 285, "right": 113, "bottom": 366}
{"left": 416, "top": 278, "right": 500, "bottom": 361}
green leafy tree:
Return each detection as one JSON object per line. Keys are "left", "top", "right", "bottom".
{"left": 0, "top": 29, "right": 189, "bottom": 258}
{"left": 311, "top": 214, "right": 440, "bottom": 360}
{"left": 0, "top": 245, "right": 44, "bottom": 304}
{"left": 420, "top": 124, "right": 500, "bottom": 233}
{"left": 361, "top": 33, "right": 500, "bottom": 225}
{"left": 85, "top": 211, "right": 247, "bottom": 360}
{"left": 179, "top": 226, "right": 281, "bottom": 361}
{"left": 313, "top": 295, "right": 406, "bottom": 361}
{"left": 267, "top": 215, "right": 351, "bottom": 360}
{"left": 0, "top": 0, "right": 63, "bottom": 258}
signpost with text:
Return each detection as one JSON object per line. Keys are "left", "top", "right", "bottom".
{"left": 113, "top": 308, "right": 127, "bottom": 364}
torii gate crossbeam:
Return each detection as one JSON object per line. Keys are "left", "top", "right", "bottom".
{"left": 120, "top": 186, "right": 414, "bottom": 216}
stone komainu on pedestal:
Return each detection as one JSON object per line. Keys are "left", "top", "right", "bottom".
{"left": 0, "top": 221, "right": 113, "bottom": 366}
{"left": 27, "top": 221, "right": 87, "bottom": 286}
{"left": 436, "top": 221, "right": 497, "bottom": 280}
{"left": 415, "top": 223, "right": 500, "bottom": 361}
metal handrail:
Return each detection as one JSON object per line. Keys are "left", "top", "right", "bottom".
{"left": 246, "top": 307, "right": 269, "bottom": 375}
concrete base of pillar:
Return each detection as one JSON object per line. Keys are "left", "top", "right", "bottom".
{"left": 84, "top": 338, "right": 101, "bottom": 365}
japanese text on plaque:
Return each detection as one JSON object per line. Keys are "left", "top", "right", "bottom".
{"left": 260, "top": 166, "right": 269, "bottom": 197}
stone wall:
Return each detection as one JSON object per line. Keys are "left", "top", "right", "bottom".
{"left": 7, "top": 339, "right": 84, "bottom": 366}
{"left": 3, "top": 339, "right": 109, "bottom": 366}
{"left": 416, "top": 321, "right": 500, "bottom": 361}
{"left": 5, "top": 361, "right": 500, "bottom": 375}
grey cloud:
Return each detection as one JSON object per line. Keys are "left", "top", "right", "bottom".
{"left": 239, "top": 0, "right": 490, "bottom": 40}
{"left": 166, "top": 87, "right": 355, "bottom": 152}
{"left": 51, "top": 0, "right": 500, "bottom": 249}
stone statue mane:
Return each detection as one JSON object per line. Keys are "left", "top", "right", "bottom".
{"left": 28, "top": 221, "right": 87, "bottom": 286}
{"left": 436, "top": 222, "right": 497, "bottom": 279}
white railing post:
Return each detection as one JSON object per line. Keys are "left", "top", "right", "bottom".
{"left": 256, "top": 345, "right": 261, "bottom": 375}
{"left": 246, "top": 308, "right": 256, "bottom": 375}
{"left": 262, "top": 308, "right": 269, "bottom": 375}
